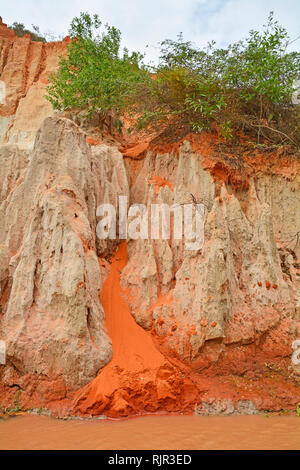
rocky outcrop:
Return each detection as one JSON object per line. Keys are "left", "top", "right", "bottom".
{"left": 0, "top": 117, "right": 113, "bottom": 392}
{"left": 0, "top": 19, "right": 70, "bottom": 146}
{"left": 72, "top": 138, "right": 300, "bottom": 417}
{"left": 0, "top": 17, "right": 15, "bottom": 40}
{"left": 121, "top": 142, "right": 300, "bottom": 370}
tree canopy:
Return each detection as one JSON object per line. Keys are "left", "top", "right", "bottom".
{"left": 46, "top": 11, "right": 300, "bottom": 148}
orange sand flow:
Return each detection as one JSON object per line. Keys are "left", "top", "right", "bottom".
{"left": 100, "top": 242, "right": 164, "bottom": 370}
{"left": 73, "top": 242, "right": 198, "bottom": 417}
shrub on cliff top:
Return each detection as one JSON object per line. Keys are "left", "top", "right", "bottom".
{"left": 10, "top": 22, "right": 46, "bottom": 42}
{"left": 134, "top": 12, "right": 300, "bottom": 147}
{"left": 46, "top": 12, "right": 300, "bottom": 148}
{"left": 46, "top": 12, "right": 147, "bottom": 127}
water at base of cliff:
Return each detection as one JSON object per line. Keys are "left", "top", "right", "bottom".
{"left": 0, "top": 414, "right": 299, "bottom": 450}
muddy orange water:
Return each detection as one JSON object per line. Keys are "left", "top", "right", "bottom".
{"left": 0, "top": 414, "right": 299, "bottom": 450}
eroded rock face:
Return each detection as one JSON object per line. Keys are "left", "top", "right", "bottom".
{"left": 76, "top": 138, "right": 299, "bottom": 417}
{"left": 0, "top": 18, "right": 15, "bottom": 40}
{"left": 121, "top": 142, "right": 300, "bottom": 371}
{"left": 92, "top": 144, "right": 129, "bottom": 257}
{"left": 0, "top": 20, "right": 299, "bottom": 416}
{"left": 0, "top": 22, "right": 70, "bottom": 146}
{"left": 0, "top": 117, "right": 113, "bottom": 390}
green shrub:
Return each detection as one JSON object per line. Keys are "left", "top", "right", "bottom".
{"left": 136, "top": 12, "right": 300, "bottom": 147}
{"left": 10, "top": 22, "right": 46, "bottom": 42}
{"left": 46, "top": 12, "right": 147, "bottom": 127}
{"left": 46, "top": 12, "right": 300, "bottom": 147}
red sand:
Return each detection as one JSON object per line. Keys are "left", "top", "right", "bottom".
{"left": 72, "top": 243, "right": 199, "bottom": 417}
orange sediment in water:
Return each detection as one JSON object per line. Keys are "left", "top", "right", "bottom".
{"left": 1, "top": 414, "right": 300, "bottom": 450}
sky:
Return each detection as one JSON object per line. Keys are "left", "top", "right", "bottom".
{"left": 1, "top": 0, "right": 300, "bottom": 63}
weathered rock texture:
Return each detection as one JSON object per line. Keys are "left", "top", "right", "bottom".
{"left": 0, "top": 17, "right": 70, "bottom": 146}
{"left": 0, "top": 20, "right": 299, "bottom": 416}
{"left": 122, "top": 141, "right": 300, "bottom": 366}
{"left": 0, "top": 117, "right": 113, "bottom": 390}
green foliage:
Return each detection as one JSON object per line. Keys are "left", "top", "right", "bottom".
{"left": 10, "top": 22, "right": 46, "bottom": 42}
{"left": 225, "top": 13, "right": 298, "bottom": 104}
{"left": 46, "top": 12, "right": 147, "bottom": 125}
{"left": 0, "top": 405, "right": 21, "bottom": 416}
{"left": 136, "top": 12, "right": 300, "bottom": 146}
{"left": 46, "top": 11, "right": 300, "bottom": 147}
{"left": 0, "top": 390, "right": 25, "bottom": 417}
{"left": 296, "top": 403, "right": 300, "bottom": 417}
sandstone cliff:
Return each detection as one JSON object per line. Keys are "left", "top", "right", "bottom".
{"left": 0, "top": 20, "right": 299, "bottom": 417}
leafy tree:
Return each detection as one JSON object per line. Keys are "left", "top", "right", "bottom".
{"left": 135, "top": 12, "right": 300, "bottom": 147}
{"left": 222, "top": 12, "right": 300, "bottom": 144}
{"left": 46, "top": 12, "right": 300, "bottom": 148}
{"left": 46, "top": 12, "right": 147, "bottom": 127}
